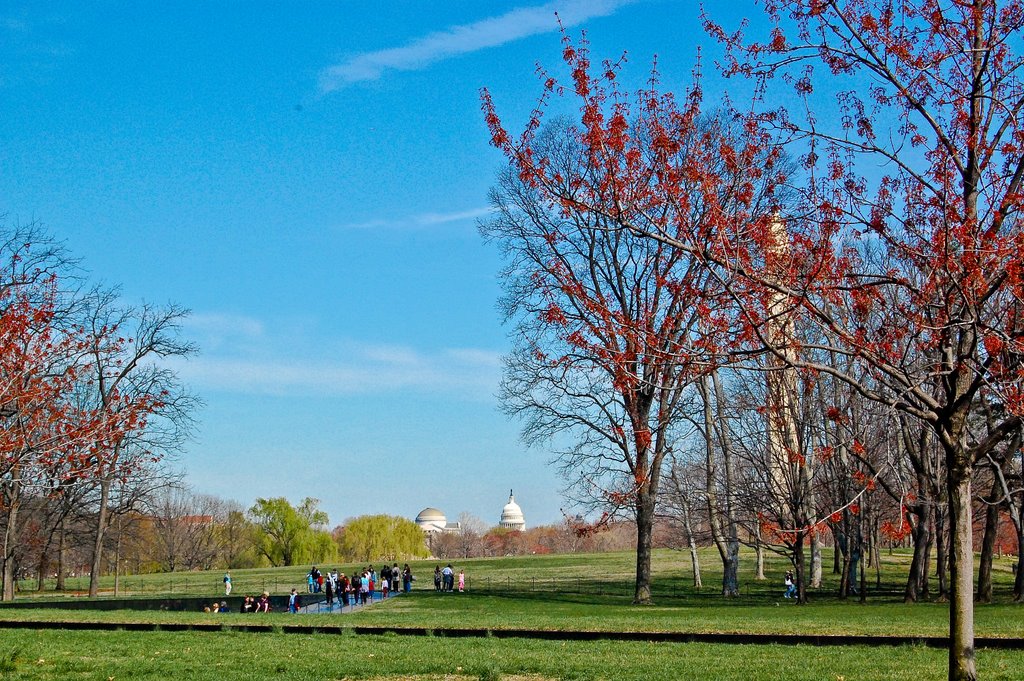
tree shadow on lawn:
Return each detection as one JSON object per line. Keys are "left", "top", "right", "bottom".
{"left": 448, "top": 581, "right": 905, "bottom": 606}
{"left": 458, "top": 577, "right": 909, "bottom": 609}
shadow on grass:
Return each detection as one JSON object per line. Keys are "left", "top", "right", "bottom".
{"left": 453, "top": 575, "right": 914, "bottom": 608}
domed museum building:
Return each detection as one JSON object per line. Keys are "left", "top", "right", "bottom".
{"left": 414, "top": 507, "right": 461, "bottom": 535}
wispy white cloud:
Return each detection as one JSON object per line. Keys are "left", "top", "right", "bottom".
{"left": 170, "top": 317, "right": 503, "bottom": 400}
{"left": 182, "top": 312, "right": 265, "bottom": 354}
{"left": 185, "top": 312, "right": 265, "bottom": 338}
{"left": 172, "top": 349, "right": 501, "bottom": 399}
{"left": 337, "top": 206, "right": 495, "bottom": 231}
{"left": 319, "top": 0, "right": 636, "bottom": 93}
{"left": 417, "top": 207, "right": 496, "bottom": 225}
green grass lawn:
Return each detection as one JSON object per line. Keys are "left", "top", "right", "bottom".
{"left": 18, "top": 547, "right": 1022, "bottom": 602}
{"left": 2, "top": 549, "right": 1021, "bottom": 679}
{"left": 1, "top": 589, "right": 1021, "bottom": 639}
{"left": 5, "top": 549, "right": 1022, "bottom": 638}
{"left": 0, "top": 628, "right": 1022, "bottom": 681}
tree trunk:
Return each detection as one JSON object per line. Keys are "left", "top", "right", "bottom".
{"left": 55, "top": 522, "right": 66, "bottom": 592}
{"left": 88, "top": 477, "right": 111, "bottom": 598}
{"left": 754, "top": 523, "right": 766, "bottom": 580}
{"left": 838, "top": 526, "right": 851, "bottom": 600}
{"left": 1014, "top": 518, "right": 1024, "bottom": 602}
{"left": 922, "top": 512, "right": 934, "bottom": 600}
{"left": 711, "top": 371, "right": 741, "bottom": 596}
{"left": 700, "top": 374, "right": 739, "bottom": 597}
{"left": 677, "top": 484, "right": 702, "bottom": 589}
{"left": 36, "top": 554, "right": 48, "bottom": 592}
{"left": 113, "top": 522, "right": 121, "bottom": 598}
{"left": 688, "top": 541, "right": 702, "bottom": 589}
{"left": 936, "top": 507, "right": 949, "bottom": 601}
{"left": 858, "top": 500, "right": 868, "bottom": 604}
{"left": 717, "top": 538, "right": 739, "bottom": 597}
{"left": 947, "top": 466, "right": 976, "bottom": 681}
{"left": 1, "top": 465, "right": 23, "bottom": 601}
{"left": 633, "top": 491, "right": 655, "bottom": 604}
{"left": 859, "top": 520, "right": 868, "bottom": 604}
{"left": 794, "top": 533, "right": 807, "bottom": 604}
{"left": 810, "top": 532, "right": 822, "bottom": 589}
{"left": 872, "top": 518, "right": 882, "bottom": 589}
{"left": 976, "top": 479, "right": 1001, "bottom": 603}
{"left": 905, "top": 505, "right": 930, "bottom": 602}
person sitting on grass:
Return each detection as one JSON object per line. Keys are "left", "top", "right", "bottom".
{"left": 256, "top": 592, "right": 271, "bottom": 612}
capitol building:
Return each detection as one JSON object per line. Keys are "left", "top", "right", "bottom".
{"left": 415, "top": 490, "right": 526, "bottom": 534}
{"left": 498, "top": 490, "right": 526, "bottom": 530}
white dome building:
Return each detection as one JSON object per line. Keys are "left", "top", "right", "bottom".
{"left": 416, "top": 507, "right": 461, "bottom": 534}
{"left": 499, "top": 490, "right": 526, "bottom": 531}
{"left": 415, "top": 507, "right": 448, "bottom": 534}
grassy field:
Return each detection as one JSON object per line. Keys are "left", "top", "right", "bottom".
{"left": 1, "top": 549, "right": 1021, "bottom": 679}
{"left": 19, "top": 547, "right": 1022, "bottom": 602}
{"left": 2, "top": 589, "right": 1021, "bottom": 639}
{"left": 0, "top": 628, "right": 1022, "bottom": 680}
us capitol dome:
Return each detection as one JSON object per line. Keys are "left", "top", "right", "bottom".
{"left": 499, "top": 490, "right": 526, "bottom": 531}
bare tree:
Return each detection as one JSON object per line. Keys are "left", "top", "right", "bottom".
{"left": 149, "top": 486, "right": 223, "bottom": 572}
{"left": 79, "top": 291, "right": 197, "bottom": 597}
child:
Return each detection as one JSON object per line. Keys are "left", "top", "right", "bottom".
{"left": 458, "top": 569, "right": 465, "bottom": 593}
{"left": 289, "top": 588, "right": 300, "bottom": 613}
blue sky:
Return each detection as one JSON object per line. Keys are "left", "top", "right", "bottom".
{"left": 0, "top": 1, "right": 765, "bottom": 528}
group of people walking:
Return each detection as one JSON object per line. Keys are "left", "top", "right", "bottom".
{"left": 304, "top": 563, "right": 415, "bottom": 610}
{"left": 212, "top": 561, "right": 472, "bottom": 615}
{"left": 432, "top": 564, "right": 465, "bottom": 592}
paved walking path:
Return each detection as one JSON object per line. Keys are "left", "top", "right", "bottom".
{"left": 298, "top": 591, "right": 402, "bottom": 614}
